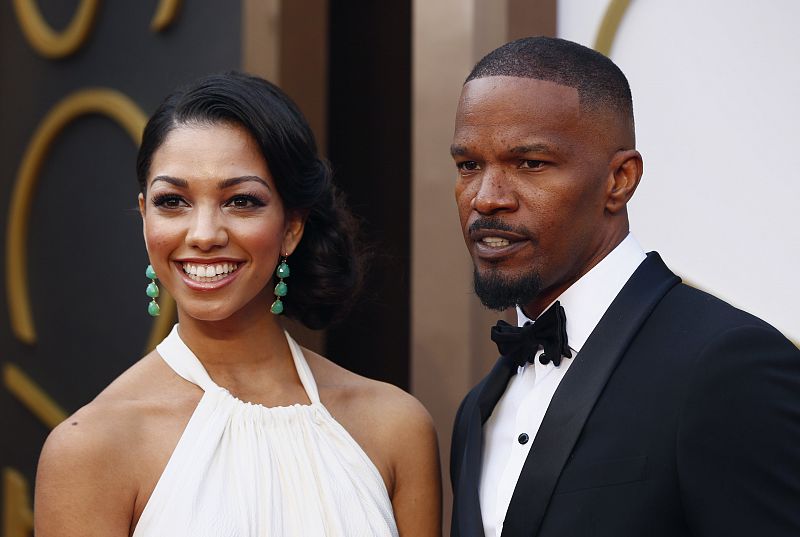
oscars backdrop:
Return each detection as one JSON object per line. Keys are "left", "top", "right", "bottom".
{"left": 558, "top": 0, "right": 798, "bottom": 344}
{"left": 1, "top": 3, "right": 414, "bottom": 533}
{"left": 0, "top": 2, "right": 241, "bottom": 533}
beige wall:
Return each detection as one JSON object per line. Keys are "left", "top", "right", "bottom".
{"left": 242, "top": 0, "right": 328, "bottom": 354}
{"left": 560, "top": 0, "right": 800, "bottom": 344}
{"left": 411, "top": 0, "right": 555, "bottom": 529}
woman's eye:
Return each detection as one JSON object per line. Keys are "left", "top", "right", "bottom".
{"left": 226, "top": 195, "right": 266, "bottom": 209}
{"left": 152, "top": 194, "right": 186, "bottom": 208}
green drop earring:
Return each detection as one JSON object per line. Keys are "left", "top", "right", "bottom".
{"left": 270, "top": 255, "right": 290, "bottom": 315}
{"left": 145, "top": 264, "right": 160, "bottom": 317}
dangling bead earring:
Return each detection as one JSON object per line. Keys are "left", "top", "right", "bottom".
{"left": 270, "top": 255, "right": 290, "bottom": 315}
{"left": 145, "top": 264, "right": 160, "bottom": 317}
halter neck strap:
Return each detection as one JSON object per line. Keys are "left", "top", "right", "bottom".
{"left": 156, "top": 324, "right": 321, "bottom": 404}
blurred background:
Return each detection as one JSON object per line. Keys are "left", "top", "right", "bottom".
{"left": 1, "top": 0, "right": 797, "bottom": 534}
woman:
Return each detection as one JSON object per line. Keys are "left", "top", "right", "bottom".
{"left": 34, "top": 72, "right": 441, "bottom": 536}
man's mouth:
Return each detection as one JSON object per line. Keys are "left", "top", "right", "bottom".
{"left": 181, "top": 262, "right": 240, "bottom": 282}
{"left": 480, "top": 236, "right": 512, "bottom": 248}
{"left": 469, "top": 227, "right": 529, "bottom": 259}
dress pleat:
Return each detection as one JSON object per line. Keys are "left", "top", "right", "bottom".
{"left": 132, "top": 325, "right": 398, "bottom": 537}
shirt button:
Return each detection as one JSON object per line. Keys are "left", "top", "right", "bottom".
{"left": 518, "top": 433, "right": 529, "bottom": 445}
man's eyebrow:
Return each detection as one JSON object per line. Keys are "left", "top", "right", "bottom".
{"left": 218, "top": 176, "right": 270, "bottom": 190}
{"left": 151, "top": 175, "right": 188, "bottom": 187}
{"left": 509, "top": 144, "right": 551, "bottom": 154}
{"left": 450, "top": 145, "right": 468, "bottom": 157}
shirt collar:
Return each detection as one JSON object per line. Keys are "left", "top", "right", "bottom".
{"left": 516, "top": 233, "right": 646, "bottom": 354}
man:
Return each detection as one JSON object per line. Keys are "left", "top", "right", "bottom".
{"left": 449, "top": 36, "right": 800, "bottom": 537}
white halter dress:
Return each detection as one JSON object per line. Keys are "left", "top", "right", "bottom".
{"left": 132, "top": 325, "right": 399, "bottom": 537}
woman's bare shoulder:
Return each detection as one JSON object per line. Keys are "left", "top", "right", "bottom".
{"left": 304, "top": 347, "right": 442, "bottom": 535}
{"left": 304, "top": 347, "right": 434, "bottom": 433}
{"left": 35, "top": 351, "right": 200, "bottom": 536}
{"left": 39, "top": 350, "right": 189, "bottom": 471}
{"left": 303, "top": 347, "right": 438, "bottom": 483}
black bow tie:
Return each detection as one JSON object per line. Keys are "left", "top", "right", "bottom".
{"left": 490, "top": 301, "right": 572, "bottom": 367}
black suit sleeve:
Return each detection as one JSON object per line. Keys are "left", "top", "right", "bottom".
{"left": 678, "top": 324, "right": 800, "bottom": 535}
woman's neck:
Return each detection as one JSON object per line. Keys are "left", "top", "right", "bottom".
{"left": 175, "top": 307, "right": 292, "bottom": 369}
{"left": 172, "top": 309, "right": 308, "bottom": 404}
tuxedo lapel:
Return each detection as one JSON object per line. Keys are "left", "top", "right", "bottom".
{"left": 455, "top": 355, "right": 517, "bottom": 536}
{"left": 501, "top": 253, "right": 680, "bottom": 537}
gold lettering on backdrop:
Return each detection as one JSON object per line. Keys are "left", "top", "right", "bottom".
{"left": 3, "top": 364, "right": 67, "bottom": 429}
{"left": 592, "top": 2, "right": 799, "bottom": 350}
{"left": 3, "top": 469, "right": 33, "bottom": 537}
{"left": 6, "top": 2, "right": 186, "bottom": 530}
{"left": 12, "top": 0, "right": 183, "bottom": 59}
{"left": 593, "top": 0, "right": 632, "bottom": 55}
{"left": 151, "top": 0, "right": 184, "bottom": 32}
{"left": 11, "top": 0, "right": 99, "bottom": 59}
{"left": 5, "top": 89, "right": 176, "bottom": 349}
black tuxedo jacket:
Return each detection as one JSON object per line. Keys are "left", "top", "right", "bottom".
{"left": 450, "top": 253, "right": 800, "bottom": 536}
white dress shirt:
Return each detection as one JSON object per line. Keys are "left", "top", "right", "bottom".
{"left": 479, "top": 234, "right": 647, "bottom": 537}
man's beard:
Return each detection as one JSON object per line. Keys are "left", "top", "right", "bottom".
{"left": 473, "top": 265, "right": 542, "bottom": 311}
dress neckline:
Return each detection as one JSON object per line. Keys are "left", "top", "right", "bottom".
{"left": 156, "top": 324, "right": 321, "bottom": 407}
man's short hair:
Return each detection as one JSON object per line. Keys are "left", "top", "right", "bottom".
{"left": 467, "top": 36, "right": 634, "bottom": 131}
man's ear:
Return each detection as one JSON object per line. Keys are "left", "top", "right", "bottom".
{"left": 606, "top": 149, "right": 643, "bottom": 214}
{"left": 281, "top": 209, "right": 307, "bottom": 256}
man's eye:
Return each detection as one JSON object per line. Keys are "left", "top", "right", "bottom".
{"left": 520, "top": 160, "right": 545, "bottom": 169}
{"left": 457, "top": 161, "right": 480, "bottom": 172}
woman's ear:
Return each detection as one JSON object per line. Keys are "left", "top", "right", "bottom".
{"left": 138, "top": 193, "right": 149, "bottom": 249}
{"left": 282, "top": 209, "right": 307, "bottom": 256}
{"left": 606, "top": 149, "right": 643, "bottom": 214}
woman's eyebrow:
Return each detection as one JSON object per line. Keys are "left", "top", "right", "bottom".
{"left": 149, "top": 175, "right": 271, "bottom": 190}
{"left": 218, "top": 176, "right": 270, "bottom": 190}
{"left": 151, "top": 175, "right": 188, "bottom": 187}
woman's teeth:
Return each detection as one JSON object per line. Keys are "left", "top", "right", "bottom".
{"left": 182, "top": 262, "right": 239, "bottom": 282}
{"left": 482, "top": 237, "right": 511, "bottom": 248}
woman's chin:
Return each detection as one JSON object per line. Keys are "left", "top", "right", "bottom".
{"left": 175, "top": 301, "right": 238, "bottom": 323}
{"left": 176, "top": 298, "right": 271, "bottom": 324}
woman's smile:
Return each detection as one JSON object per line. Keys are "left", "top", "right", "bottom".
{"left": 141, "top": 121, "right": 303, "bottom": 322}
{"left": 175, "top": 259, "right": 244, "bottom": 290}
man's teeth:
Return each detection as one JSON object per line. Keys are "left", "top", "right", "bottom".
{"left": 182, "top": 262, "right": 239, "bottom": 281}
{"left": 482, "top": 237, "right": 511, "bottom": 248}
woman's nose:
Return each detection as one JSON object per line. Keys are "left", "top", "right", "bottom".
{"left": 185, "top": 207, "right": 228, "bottom": 250}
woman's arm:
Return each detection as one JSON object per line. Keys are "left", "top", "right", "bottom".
{"left": 306, "top": 351, "right": 444, "bottom": 536}
{"left": 385, "top": 391, "right": 443, "bottom": 537}
{"left": 35, "top": 408, "right": 136, "bottom": 537}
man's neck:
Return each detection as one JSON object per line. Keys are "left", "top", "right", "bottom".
{"left": 520, "top": 230, "right": 630, "bottom": 319}
{"left": 517, "top": 233, "right": 646, "bottom": 353}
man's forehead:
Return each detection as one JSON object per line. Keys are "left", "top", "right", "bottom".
{"left": 456, "top": 76, "right": 581, "bottom": 128}
{"left": 450, "top": 139, "right": 558, "bottom": 157}
{"left": 459, "top": 76, "right": 580, "bottom": 108}
{"left": 454, "top": 76, "right": 582, "bottom": 135}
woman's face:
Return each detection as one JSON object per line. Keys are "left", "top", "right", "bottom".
{"left": 139, "top": 121, "right": 304, "bottom": 323}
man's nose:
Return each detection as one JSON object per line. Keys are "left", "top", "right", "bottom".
{"left": 471, "top": 168, "right": 518, "bottom": 214}
{"left": 186, "top": 207, "right": 228, "bottom": 250}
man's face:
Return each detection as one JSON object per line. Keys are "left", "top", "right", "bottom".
{"left": 452, "top": 76, "right": 619, "bottom": 314}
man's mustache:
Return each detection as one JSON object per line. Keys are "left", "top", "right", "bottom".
{"left": 468, "top": 217, "right": 530, "bottom": 236}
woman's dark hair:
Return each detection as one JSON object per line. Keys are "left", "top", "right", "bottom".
{"left": 136, "top": 71, "right": 363, "bottom": 329}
